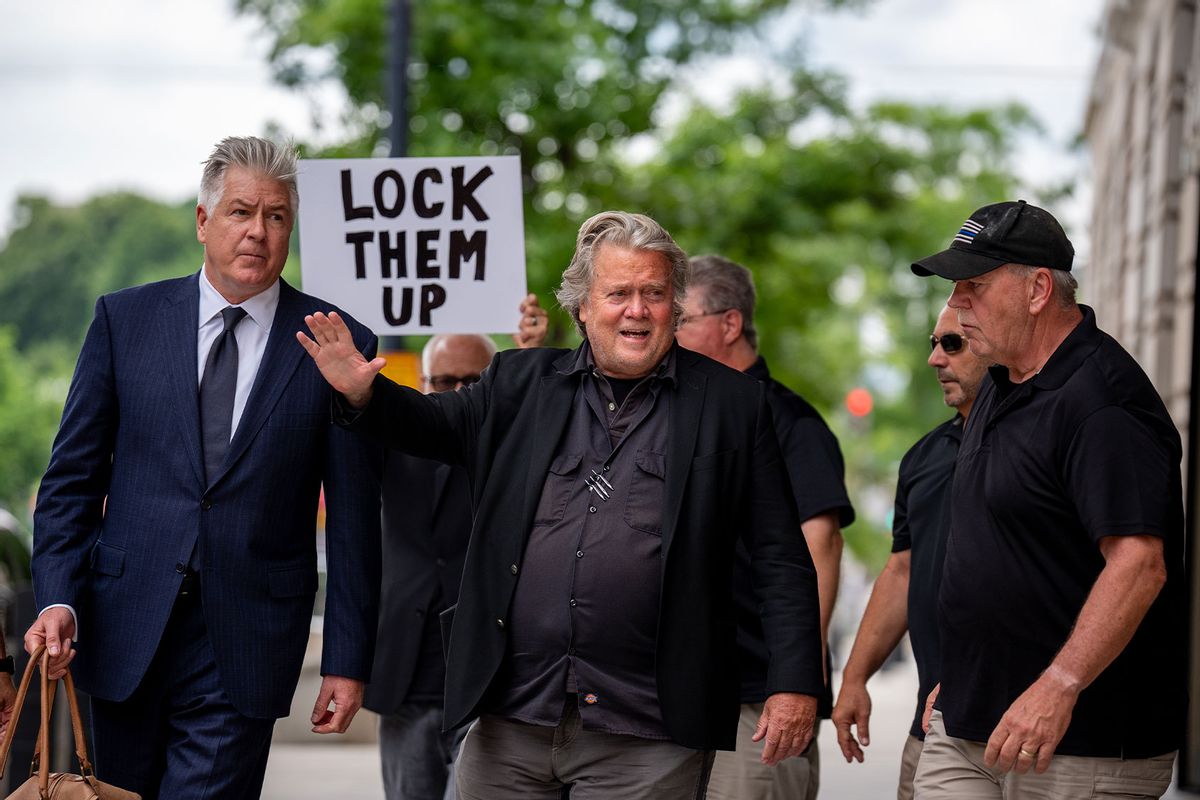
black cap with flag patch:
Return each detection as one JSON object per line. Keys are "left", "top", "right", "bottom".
{"left": 912, "top": 200, "right": 1074, "bottom": 280}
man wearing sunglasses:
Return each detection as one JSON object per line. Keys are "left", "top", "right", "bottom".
{"left": 831, "top": 305, "right": 988, "bottom": 799}
{"left": 675, "top": 254, "right": 855, "bottom": 800}
{"left": 910, "top": 201, "right": 1184, "bottom": 799}
{"left": 365, "top": 299, "right": 548, "bottom": 800}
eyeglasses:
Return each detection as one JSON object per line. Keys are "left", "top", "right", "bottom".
{"left": 678, "top": 309, "right": 731, "bottom": 328}
{"left": 425, "top": 373, "right": 482, "bottom": 392}
{"left": 929, "top": 333, "right": 965, "bottom": 355}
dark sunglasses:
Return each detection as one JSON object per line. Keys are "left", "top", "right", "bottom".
{"left": 426, "top": 373, "right": 482, "bottom": 392}
{"left": 929, "top": 333, "right": 965, "bottom": 355}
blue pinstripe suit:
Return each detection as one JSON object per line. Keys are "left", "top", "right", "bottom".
{"left": 32, "top": 273, "right": 381, "bottom": 796}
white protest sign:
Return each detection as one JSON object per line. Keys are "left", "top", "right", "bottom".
{"left": 297, "top": 155, "right": 526, "bottom": 334}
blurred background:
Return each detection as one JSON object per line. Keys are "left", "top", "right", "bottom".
{"left": 4, "top": 0, "right": 1200, "bottom": 795}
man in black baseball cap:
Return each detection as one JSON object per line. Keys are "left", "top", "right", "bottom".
{"left": 908, "top": 201, "right": 1185, "bottom": 799}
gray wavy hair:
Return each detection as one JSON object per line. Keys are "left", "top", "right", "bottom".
{"left": 198, "top": 136, "right": 300, "bottom": 215}
{"left": 554, "top": 211, "right": 689, "bottom": 336}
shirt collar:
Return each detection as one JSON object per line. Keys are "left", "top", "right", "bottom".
{"left": 1029, "top": 304, "right": 1101, "bottom": 390}
{"left": 556, "top": 339, "right": 679, "bottom": 386}
{"left": 197, "top": 267, "right": 280, "bottom": 332}
{"left": 744, "top": 355, "right": 770, "bottom": 382}
{"left": 990, "top": 304, "right": 1100, "bottom": 395}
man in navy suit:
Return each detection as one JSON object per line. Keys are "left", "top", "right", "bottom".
{"left": 25, "top": 136, "right": 382, "bottom": 799}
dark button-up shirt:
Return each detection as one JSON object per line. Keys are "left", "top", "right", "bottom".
{"left": 489, "top": 342, "right": 676, "bottom": 739}
{"left": 890, "top": 414, "right": 960, "bottom": 739}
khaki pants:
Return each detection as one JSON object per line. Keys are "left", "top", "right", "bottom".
{"left": 454, "top": 700, "right": 713, "bottom": 800}
{"left": 898, "top": 734, "right": 923, "bottom": 800}
{"left": 914, "top": 711, "right": 1175, "bottom": 799}
{"left": 706, "top": 703, "right": 820, "bottom": 800}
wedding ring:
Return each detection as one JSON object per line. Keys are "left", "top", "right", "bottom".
{"left": 1018, "top": 748, "right": 1036, "bottom": 759}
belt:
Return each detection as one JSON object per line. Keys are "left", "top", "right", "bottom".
{"left": 178, "top": 569, "right": 200, "bottom": 598}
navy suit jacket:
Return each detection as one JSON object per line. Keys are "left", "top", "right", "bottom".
{"left": 32, "top": 273, "right": 382, "bottom": 719}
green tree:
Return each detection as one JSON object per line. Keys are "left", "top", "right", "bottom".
{"left": 238, "top": 0, "right": 859, "bottom": 312}
{"left": 0, "top": 328, "right": 65, "bottom": 512}
{"left": 612, "top": 83, "right": 1038, "bottom": 565}
{"left": 0, "top": 193, "right": 200, "bottom": 355}
{"left": 234, "top": 0, "right": 1049, "bottom": 567}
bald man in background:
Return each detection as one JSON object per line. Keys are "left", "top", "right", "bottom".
{"left": 365, "top": 298, "right": 547, "bottom": 800}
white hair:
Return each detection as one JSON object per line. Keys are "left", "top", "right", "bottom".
{"left": 198, "top": 136, "right": 299, "bottom": 215}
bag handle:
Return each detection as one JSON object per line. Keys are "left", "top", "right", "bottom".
{"left": 0, "top": 644, "right": 46, "bottom": 781}
{"left": 29, "top": 650, "right": 98, "bottom": 794}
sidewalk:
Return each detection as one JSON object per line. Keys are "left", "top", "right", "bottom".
{"left": 261, "top": 658, "right": 1196, "bottom": 798}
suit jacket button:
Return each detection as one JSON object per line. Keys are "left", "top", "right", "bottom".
{"left": 201, "top": 498, "right": 212, "bottom": 510}
{"left": 510, "top": 564, "right": 518, "bottom": 575}
{"left": 496, "top": 618, "right": 505, "bottom": 629}
{"left": 175, "top": 562, "right": 185, "bottom": 573}
{"left": 436, "top": 558, "right": 446, "bottom": 568}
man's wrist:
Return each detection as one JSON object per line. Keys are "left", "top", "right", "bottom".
{"left": 1042, "top": 662, "right": 1083, "bottom": 695}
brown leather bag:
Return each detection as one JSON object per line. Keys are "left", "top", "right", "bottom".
{"left": 0, "top": 646, "right": 140, "bottom": 799}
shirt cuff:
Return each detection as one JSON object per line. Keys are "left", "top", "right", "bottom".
{"left": 40, "top": 603, "right": 80, "bottom": 642}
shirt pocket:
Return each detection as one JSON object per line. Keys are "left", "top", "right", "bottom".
{"left": 533, "top": 451, "right": 583, "bottom": 526}
{"left": 624, "top": 449, "right": 666, "bottom": 535}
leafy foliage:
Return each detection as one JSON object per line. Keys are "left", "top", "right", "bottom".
{"left": 0, "top": 328, "right": 64, "bottom": 512}
{"left": 0, "top": 0, "right": 1048, "bottom": 570}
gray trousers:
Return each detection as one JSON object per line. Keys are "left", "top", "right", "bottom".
{"left": 378, "top": 702, "right": 467, "bottom": 800}
{"left": 706, "top": 703, "right": 820, "bottom": 800}
{"left": 914, "top": 711, "right": 1175, "bottom": 799}
{"left": 454, "top": 698, "right": 714, "bottom": 800}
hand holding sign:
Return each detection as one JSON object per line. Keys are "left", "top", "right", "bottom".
{"left": 296, "top": 311, "right": 386, "bottom": 409}
{"left": 515, "top": 293, "right": 548, "bottom": 349}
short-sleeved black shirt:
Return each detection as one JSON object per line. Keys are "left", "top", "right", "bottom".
{"left": 891, "top": 414, "right": 961, "bottom": 739}
{"left": 938, "top": 306, "right": 1185, "bottom": 758}
{"left": 735, "top": 357, "right": 855, "bottom": 714}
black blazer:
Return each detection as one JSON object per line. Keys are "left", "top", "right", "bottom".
{"left": 363, "top": 454, "right": 471, "bottom": 714}
{"left": 352, "top": 345, "right": 822, "bottom": 750}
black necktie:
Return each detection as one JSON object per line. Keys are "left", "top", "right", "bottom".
{"left": 200, "top": 306, "right": 248, "bottom": 484}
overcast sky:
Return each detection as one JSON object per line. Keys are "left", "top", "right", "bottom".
{"left": 1, "top": 0, "right": 1104, "bottom": 247}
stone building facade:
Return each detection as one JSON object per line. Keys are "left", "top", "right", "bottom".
{"left": 1085, "top": 0, "right": 1200, "bottom": 788}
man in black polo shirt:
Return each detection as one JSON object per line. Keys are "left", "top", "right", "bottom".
{"left": 832, "top": 304, "right": 989, "bottom": 800}
{"left": 675, "top": 254, "right": 854, "bottom": 800}
{"left": 910, "top": 200, "right": 1184, "bottom": 798}
{"left": 298, "top": 211, "right": 824, "bottom": 800}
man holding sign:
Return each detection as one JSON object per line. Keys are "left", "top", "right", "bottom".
{"left": 298, "top": 210, "right": 823, "bottom": 800}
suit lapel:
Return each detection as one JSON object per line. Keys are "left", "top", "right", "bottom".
{"left": 662, "top": 352, "right": 706, "bottom": 563}
{"left": 520, "top": 357, "right": 578, "bottom": 537}
{"left": 431, "top": 462, "right": 453, "bottom": 513}
{"left": 212, "top": 280, "right": 307, "bottom": 486}
{"left": 159, "top": 274, "right": 205, "bottom": 488}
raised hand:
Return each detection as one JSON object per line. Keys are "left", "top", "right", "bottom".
{"left": 296, "top": 311, "right": 386, "bottom": 409}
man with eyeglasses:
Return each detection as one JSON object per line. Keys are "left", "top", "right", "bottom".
{"left": 365, "top": 300, "right": 548, "bottom": 800}
{"left": 831, "top": 304, "right": 988, "bottom": 800}
{"left": 910, "top": 201, "right": 1183, "bottom": 799}
{"left": 297, "top": 210, "right": 824, "bottom": 800}
{"left": 675, "top": 254, "right": 854, "bottom": 800}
